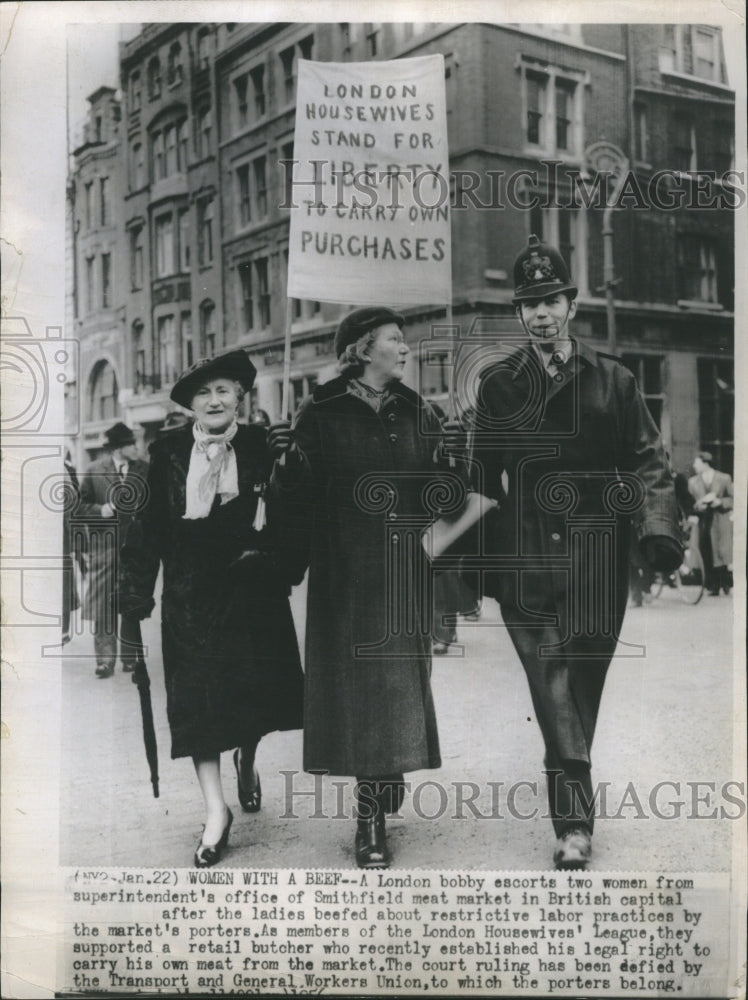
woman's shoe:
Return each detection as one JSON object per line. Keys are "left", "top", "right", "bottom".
{"left": 194, "top": 808, "right": 233, "bottom": 868}
{"left": 354, "top": 815, "right": 389, "bottom": 869}
{"left": 233, "top": 748, "right": 262, "bottom": 813}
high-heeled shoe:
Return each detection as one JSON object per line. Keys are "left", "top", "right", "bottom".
{"left": 194, "top": 808, "right": 233, "bottom": 868}
{"left": 233, "top": 748, "right": 262, "bottom": 813}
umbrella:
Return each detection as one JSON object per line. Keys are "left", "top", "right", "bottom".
{"left": 121, "top": 616, "right": 160, "bottom": 798}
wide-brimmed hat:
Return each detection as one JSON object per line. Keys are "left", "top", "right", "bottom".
{"left": 159, "top": 411, "right": 191, "bottom": 435}
{"left": 170, "top": 349, "right": 257, "bottom": 409}
{"left": 104, "top": 421, "right": 136, "bottom": 449}
{"left": 334, "top": 307, "right": 405, "bottom": 358}
{"left": 512, "top": 234, "right": 577, "bottom": 305}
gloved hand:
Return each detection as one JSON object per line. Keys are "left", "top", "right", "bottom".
{"left": 641, "top": 535, "right": 683, "bottom": 574}
{"left": 267, "top": 422, "right": 296, "bottom": 460}
{"left": 441, "top": 421, "right": 469, "bottom": 462}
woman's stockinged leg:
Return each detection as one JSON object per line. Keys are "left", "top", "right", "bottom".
{"left": 193, "top": 755, "right": 230, "bottom": 845}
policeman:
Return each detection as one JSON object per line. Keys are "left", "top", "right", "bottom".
{"left": 471, "top": 235, "right": 682, "bottom": 869}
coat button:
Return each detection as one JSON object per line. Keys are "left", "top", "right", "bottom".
{"left": 392, "top": 533, "right": 399, "bottom": 544}
{"left": 389, "top": 433, "right": 398, "bottom": 443}
{"left": 553, "top": 373, "right": 564, "bottom": 383}
{"left": 551, "top": 532, "right": 561, "bottom": 541}
{"left": 388, "top": 512, "right": 398, "bottom": 521}
{"left": 388, "top": 413, "right": 396, "bottom": 422}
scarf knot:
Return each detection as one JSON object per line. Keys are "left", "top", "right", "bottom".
{"left": 183, "top": 420, "right": 239, "bottom": 519}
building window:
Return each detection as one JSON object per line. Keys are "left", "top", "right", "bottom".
{"left": 519, "top": 60, "right": 584, "bottom": 158}
{"left": 663, "top": 25, "right": 725, "bottom": 84}
{"left": 238, "top": 261, "right": 253, "bottom": 330}
{"left": 677, "top": 235, "right": 717, "bottom": 303}
{"left": 148, "top": 57, "right": 161, "bottom": 100}
{"left": 165, "top": 124, "right": 178, "bottom": 175}
{"left": 250, "top": 64, "right": 266, "bottom": 118}
{"left": 340, "top": 22, "right": 355, "bottom": 60}
{"left": 85, "top": 256, "right": 95, "bottom": 312}
{"left": 167, "top": 42, "right": 183, "bottom": 86}
{"left": 89, "top": 360, "right": 119, "bottom": 422}
{"left": 253, "top": 156, "right": 268, "bottom": 218}
{"left": 132, "top": 321, "right": 146, "bottom": 390}
{"left": 528, "top": 204, "right": 587, "bottom": 296}
{"left": 99, "top": 177, "right": 110, "bottom": 226}
{"left": 130, "top": 228, "right": 143, "bottom": 290}
{"left": 279, "top": 36, "right": 313, "bottom": 105}
{"left": 234, "top": 74, "right": 249, "bottom": 129}
{"left": 237, "top": 164, "right": 251, "bottom": 226}
{"left": 714, "top": 121, "right": 734, "bottom": 174}
{"left": 196, "top": 105, "right": 212, "bottom": 158}
{"left": 181, "top": 311, "right": 193, "bottom": 368}
{"left": 152, "top": 130, "right": 165, "bottom": 181}
{"left": 131, "top": 140, "right": 145, "bottom": 189}
{"left": 154, "top": 213, "right": 175, "bottom": 277}
{"left": 178, "top": 207, "right": 190, "bottom": 271}
{"left": 130, "top": 71, "right": 141, "bottom": 113}
{"left": 197, "top": 196, "right": 214, "bottom": 266}
{"left": 634, "top": 103, "right": 648, "bottom": 163}
{"left": 287, "top": 374, "right": 318, "bottom": 415}
{"left": 365, "top": 23, "right": 380, "bottom": 57}
{"left": 177, "top": 121, "right": 188, "bottom": 171}
{"left": 85, "top": 182, "right": 94, "bottom": 229}
{"left": 197, "top": 28, "right": 211, "bottom": 69}
{"left": 420, "top": 350, "right": 450, "bottom": 398}
{"left": 157, "top": 314, "right": 179, "bottom": 385}
{"left": 256, "top": 257, "right": 270, "bottom": 327}
{"left": 621, "top": 355, "right": 665, "bottom": 428}
{"left": 697, "top": 358, "right": 733, "bottom": 474}
{"left": 199, "top": 300, "right": 216, "bottom": 356}
{"left": 673, "top": 113, "right": 696, "bottom": 173}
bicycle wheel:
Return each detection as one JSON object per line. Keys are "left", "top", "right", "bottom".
{"left": 675, "top": 547, "right": 705, "bottom": 605}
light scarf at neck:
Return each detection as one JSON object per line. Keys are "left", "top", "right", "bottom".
{"left": 183, "top": 420, "right": 239, "bottom": 519}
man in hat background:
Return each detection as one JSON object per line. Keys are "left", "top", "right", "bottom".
{"left": 688, "top": 451, "right": 733, "bottom": 595}
{"left": 78, "top": 422, "right": 149, "bottom": 677}
{"left": 470, "top": 235, "right": 682, "bottom": 869}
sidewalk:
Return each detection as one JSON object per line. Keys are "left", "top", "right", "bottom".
{"left": 59, "top": 583, "right": 737, "bottom": 871}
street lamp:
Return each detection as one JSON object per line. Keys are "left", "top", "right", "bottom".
{"left": 584, "top": 141, "right": 630, "bottom": 355}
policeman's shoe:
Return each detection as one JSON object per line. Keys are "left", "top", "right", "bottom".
{"left": 553, "top": 827, "right": 592, "bottom": 870}
{"left": 95, "top": 664, "right": 114, "bottom": 679}
{"left": 355, "top": 813, "right": 389, "bottom": 869}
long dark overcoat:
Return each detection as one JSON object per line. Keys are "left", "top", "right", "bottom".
{"left": 120, "top": 425, "right": 303, "bottom": 759}
{"left": 472, "top": 339, "right": 680, "bottom": 764}
{"left": 271, "top": 377, "right": 453, "bottom": 777}
{"left": 687, "top": 470, "right": 733, "bottom": 567}
{"left": 78, "top": 454, "right": 150, "bottom": 621}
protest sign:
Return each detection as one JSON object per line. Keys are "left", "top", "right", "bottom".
{"left": 287, "top": 55, "right": 451, "bottom": 306}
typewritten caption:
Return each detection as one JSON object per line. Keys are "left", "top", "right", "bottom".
{"left": 60, "top": 868, "right": 732, "bottom": 995}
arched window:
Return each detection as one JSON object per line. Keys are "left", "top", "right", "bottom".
{"left": 168, "top": 42, "right": 183, "bottom": 85}
{"left": 88, "top": 360, "right": 119, "bottom": 422}
{"left": 197, "top": 28, "right": 211, "bottom": 69}
{"left": 199, "top": 300, "right": 216, "bottom": 357}
{"left": 148, "top": 57, "right": 162, "bottom": 100}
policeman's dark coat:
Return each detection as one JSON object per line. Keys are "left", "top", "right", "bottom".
{"left": 119, "top": 425, "right": 303, "bottom": 759}
{"left": 472, "top": 338, "right": 680, "bottom": 764}
{"left": 270, "top": 377, "right": 450, "bottom": 777}
{"left": 77, "top": 454, "right": 150, "bottom": 621}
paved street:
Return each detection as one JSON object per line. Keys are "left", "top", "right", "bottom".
{"left": 59, "top": 579, "right": 738, "bottom": 872}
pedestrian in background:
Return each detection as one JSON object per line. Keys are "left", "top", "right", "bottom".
{"left": 269, "top": 307, "right": 460, "bottom": 869}
{"left": 471, "top": 235, "right": 681, "bottom": 870}
{"left": 78, "top": 423, "right": 149, "bottom": 678}
{"left": 120, "top": 350, "right": 303, "bottom": 867}
{"left": 688, "top": 451, "right": 733, "bottom": 595}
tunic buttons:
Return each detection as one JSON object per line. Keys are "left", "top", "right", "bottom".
{"left": 551, "top": 532, "right": 561, "bottom": 541}
{"left": 392, "top": 533, "right": 399, "bottom": 544}
{"left": 551, "top": 350, "right": 566, "bottom": 365}
{"left": 553, "top": 373, "right": 564, "bottom": 383}
{"left": 388, "top": 512, "right": 398, "bottom": 521}
{"left": 388, "top": 412, "right": 396, "bottom": 422}
{"left": 389, "top": 433, "right": 398, "bottom": 443}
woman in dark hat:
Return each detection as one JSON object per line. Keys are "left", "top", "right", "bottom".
{"left": 269, "top": 308, "right": 463, "bottom": 868}
{"left": 120, "top": 349, "right": 303, "bottom": 867}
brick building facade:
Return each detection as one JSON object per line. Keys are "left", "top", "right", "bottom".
{"left": 67, "top": 21, "right": 736, "bottom": 476}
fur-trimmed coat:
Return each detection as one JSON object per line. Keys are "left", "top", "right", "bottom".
{"left": 120, "top": 425, "right": 303, "bottom": 759}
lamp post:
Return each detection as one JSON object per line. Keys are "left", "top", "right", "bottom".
{"left": 584, "top": 141, "right": 629, "bottom": 355}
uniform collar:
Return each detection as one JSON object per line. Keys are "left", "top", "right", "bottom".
{"left": 512, "top": 337, "right": 598, "bottom": 380}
